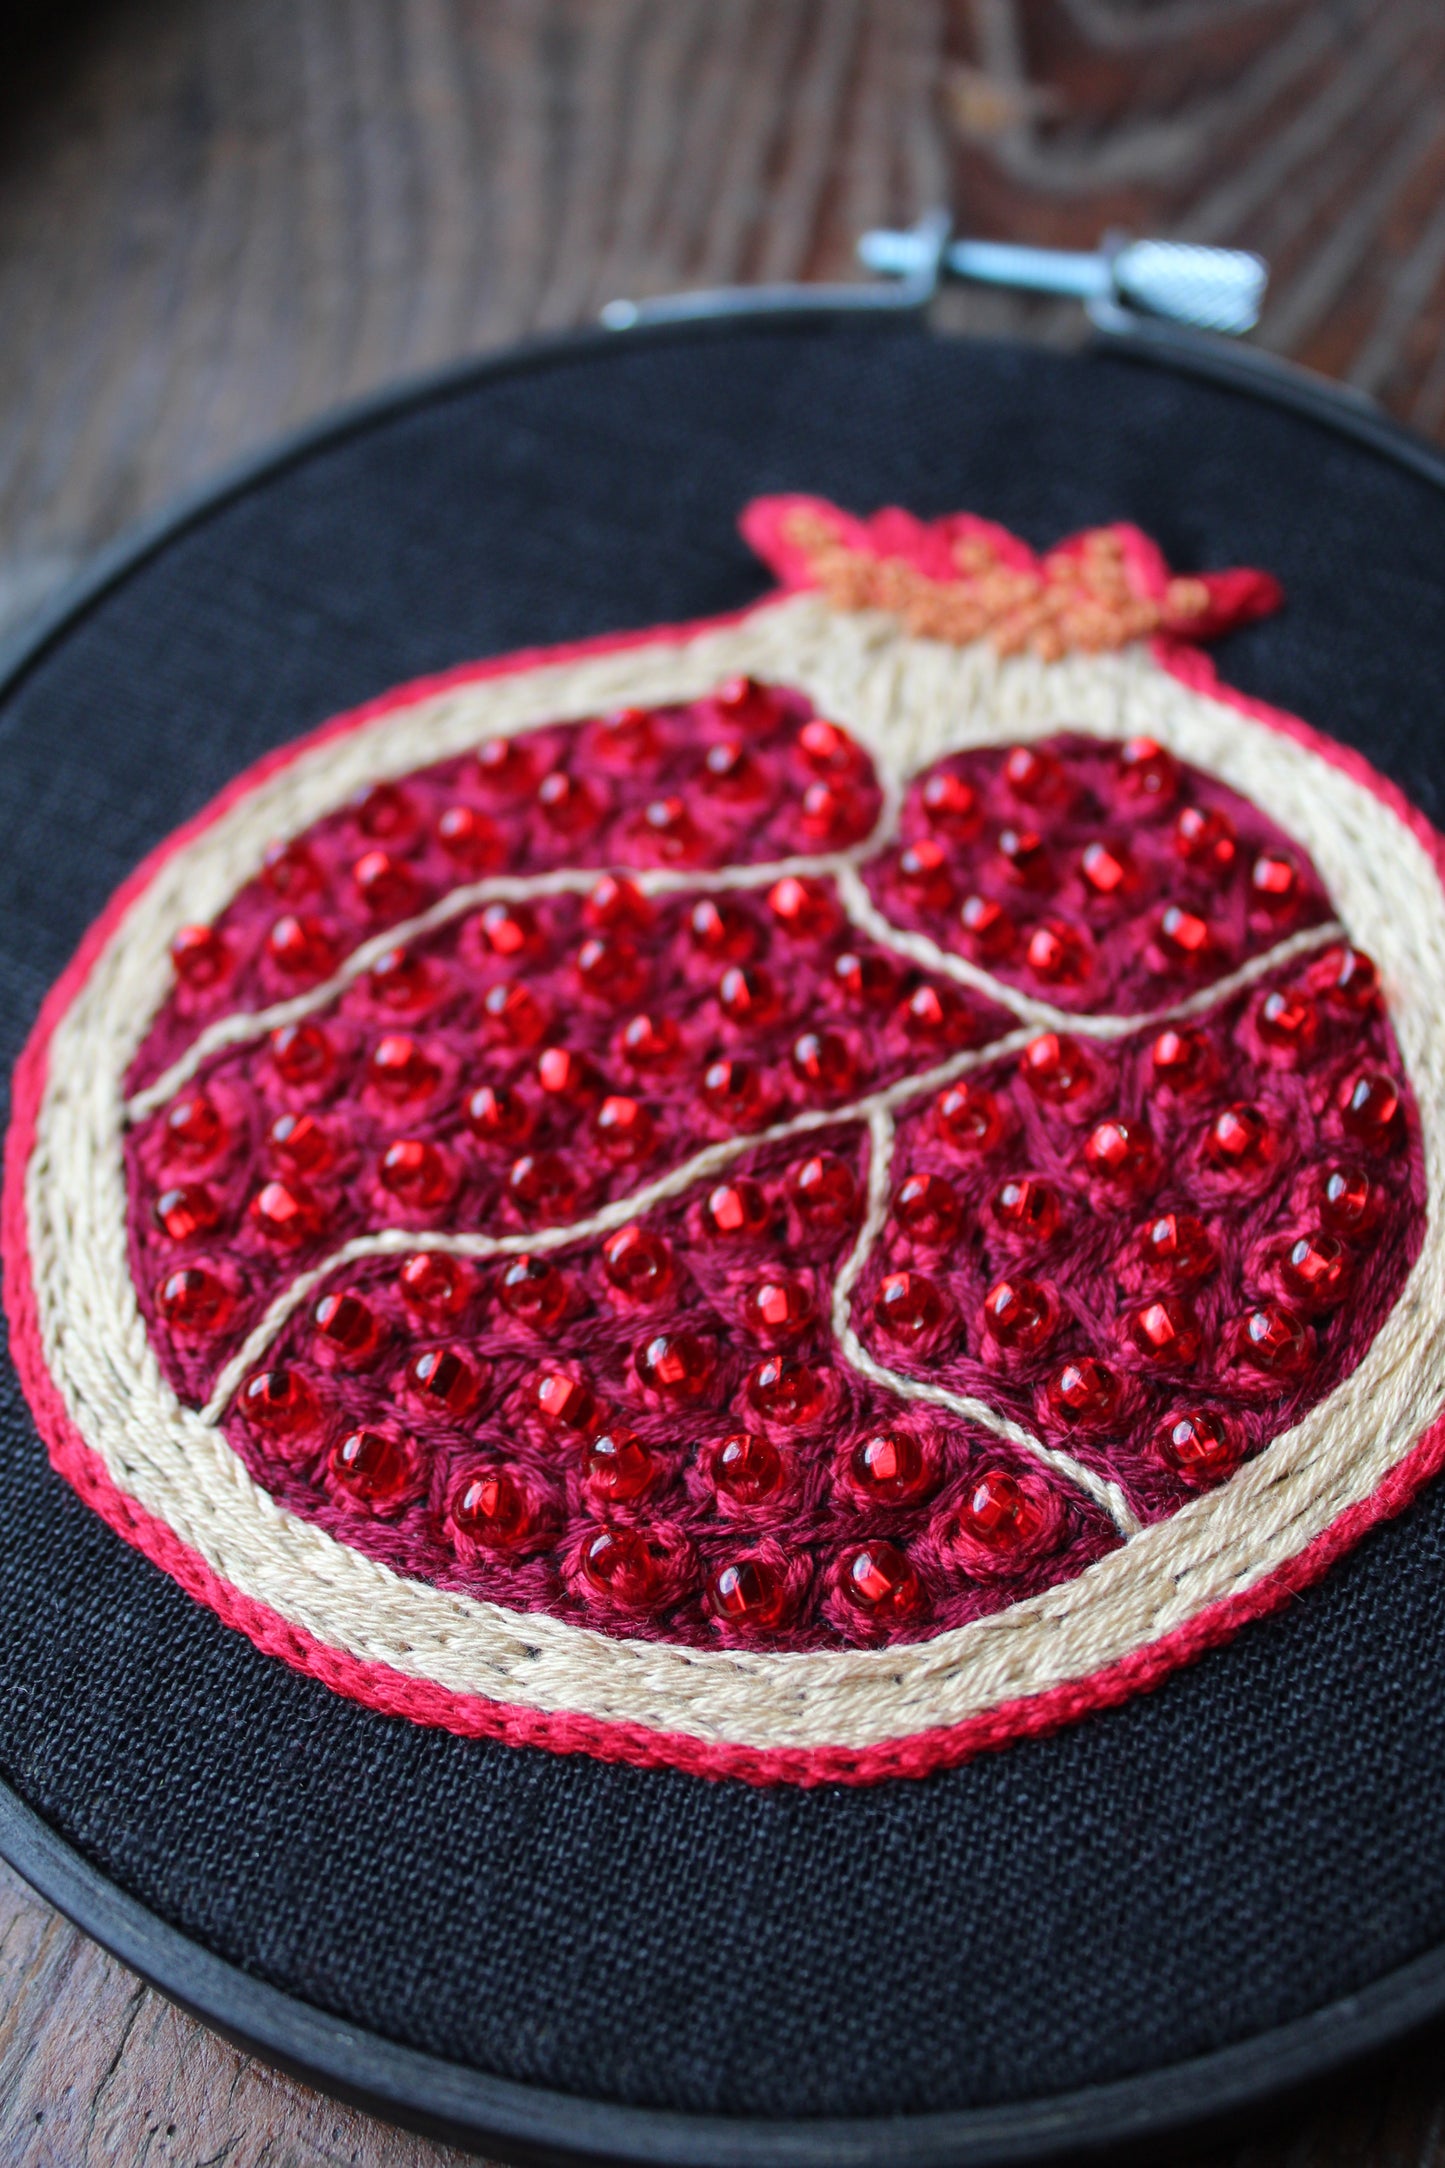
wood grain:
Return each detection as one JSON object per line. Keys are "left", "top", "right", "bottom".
{"left": 4, "top": 1, "right": 1445, "bottom": 2159}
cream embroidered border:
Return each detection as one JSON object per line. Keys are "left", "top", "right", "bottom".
{"left": 25, "top": 593, "right": 1445, "bottom": 1754}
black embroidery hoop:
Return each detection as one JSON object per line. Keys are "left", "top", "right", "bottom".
{"left": 3, "top": 308, "right": 1445, "bottom": 2165}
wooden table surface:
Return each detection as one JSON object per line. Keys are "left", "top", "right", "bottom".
{"left": 4, "top": 2, "right": 1445, "bottom": 2160}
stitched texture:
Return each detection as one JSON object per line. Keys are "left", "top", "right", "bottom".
{"left": 2, "top": 328, "right": 1445, "bottom": 2114}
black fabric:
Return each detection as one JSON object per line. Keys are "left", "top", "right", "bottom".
{"left": 2, "top": 324, "right": 1445, "bottom": 2122}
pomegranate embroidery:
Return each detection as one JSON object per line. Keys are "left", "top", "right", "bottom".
{"left": 8, "top": 496, "right": 1442, "bottom": 1786}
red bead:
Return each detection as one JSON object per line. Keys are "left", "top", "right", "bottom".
{"left": 743, "top": 1275, "right": 813, "bottom": 1340}
{"left": 833, "top": 949, "right": 901, "bottom": 1009}
{"left": 1155, "top": 1409, "right": 1241, "bottom": 1485}
{"left": 367, "top": 1033, "right": 440, "bottom": 1106}
{"left": 248, "top": 1178, "right": 327, "bottom": 1247}
{"left": 1117, "top": 737, "right": 1178, "bottom": 812}
{"left": 1236, "top": 1302, "right": 1312, "bottom": 1374}
{"left": 788, "top": 1153, "right": 857, "bottom": 1223}
{"left": 1204, "top": 1103, "right": 1277, "bottom": 1179}
{"left": 1280, "top": 1231, "right": 1352, "bottom": 1309}
{"left": 352, "top": 849, "right": 421, "bottom": 920}
{"left": 711, "top": 675, "right": 781, "bottom": 735}
{"left": 1126, "top": 1295, "right": 1203, "bottom": 1367}
{"left": 1338, "top": 1069, "right": 1402, "bottom": 1151}
{"left": 1317, "top": 1162, "right": 1378, "bottom": 1237}
{"left": 848, "top": 1431, "right": 931, "bottom": 1504}
{"left": 701, "top": 738, "right": 769, "bottom": 803}
{"left": 266, "top": 914, "right": 337, "bottom": 981}
{"left": 896, "top": 838, "right": 956, "bottom": 909}
{"left": 873, "top": 1271, "right": 945, "bottom": 1344}
{"left": 840, "top": 1541, "right": 922, "bottom": 1617}
{"left": 581, "top": 1527, "right": 674, "bottom": 1608}
{"left": 957, "top": 1469, "right": 1049, "bottom": 1553}
{"left": 367, "top": 947, "right": 442, "bottom": 1013}
{"left": 796, "top": 717, "right": 863, "bottom": 775}
{"left": 936, "top": 1082, "right": 1008, "bottom": 1155}
{"left": 1079, "top": 840, "right": 1136, "bottom": 901}
{"left": 464, "top": 1082, "right": 531, "bottom": 1145}
{"left": 593, "top": 705, "right": 660, "bottom": 766}
{"left": 719, "top": 964, "right": 781, "bottom": 1027}
{"left": 498, "top": 1254, "right": 570, "bottom": 1328}
{"left": 534, "top": 1368, "right": 598, "bottom": 1433}
{"left": 1026, "top": 919, "right": 1091, "bottom": 987}
{"left": 708, "top": 1556, "right": 789, "bottom": 1628}
{"left": 1020, "top": 1033, "right": 1093, "bottom": 1106}
{"left": 478, "top": 901, "right": 540, "bottom": 958}
{"left": 585, "top": 1430, "right": 656, "bottom": 1505}
{"left": 435, "top": 804, "right": 502, "bottom": 871}
{"left": 353, "top": 781, "right": 414, "bottom": 841}
{"left": 481, "top": 981, "right": 547, "bottom": 1048}
{"left": 1045, "top": 1357, "right": 1121, "bottom": 1426}
{"left": 399, "top": 1251, "right": 471, "bottom": 1321}
{"left": 239, "top": 1367, "right": 321, "bottom": 1444}
{"left": 601, "top": 1224, "right": 674, "bottom": 1302}
{"left": 406, "top": 1346, "right": 484, "bottom": 1419}
{"left": 897, "top": 982, "right": 975, "bottom": 1045}
{"left": 1150, "top": 1026, "right": 1214, "bottom": 1093}
{"left": 1306, "top": 943, "right": 1379, "bottom": 1013}
{"left": 584, "top": 874, "right": 651, "bottom": 934}
{"left": 798, "top": 778, "right": 873, "bottom": 845}
{"left": 155, "top": 1262, "right": 233, "bottom": 1335}
{"left": 261, "top": 839, "right": 321, "bottom": 901}
{"left": 452, "top": 1467, "right": 532, "bottom": 1547}
{"left": 767, "top": 875, "right": 837, "bottom": 940}
{"left": 893, "top": 1171, "right": 961, "bottom": 1246}
{"left": 619, "top": 1012, "right": 683, "bottom": 1071}
{"left": 1256, "top": 987, "right": 1319, "bottom": 1061}
{"left": 330, "top": 1428, "right": 411, "bottom": 1502}
{"left": 790, "top": 1029, "right": 857, "bottom": 1099}
{"left": 1083, "top": 1118, "right": 1157, "bottom": 1195}
{"left": 959, "top": 894, "right": 1016, "bottom": 962}
{"left": 170, "top": 923, "right": 230, "bottom": 990}
{"left": 268, "top": 1110, "right": 333, "bottom": 1174}
{"left": 989, "top": 1176, "right": 1061, "bottom": 1246}
{"left": 537, "top": 769, "right": 602, "bottom": 836}
{"left": 313, "top": 1290, "right": 384, "bottom": 1367}
{"left": 1003, "top": 745, "right": 1067, "bottom": 807}
{"left": 1137, "top": 1211, "right": 1216, "bottom": 1285}
{"left": 379, "top": 1137, "right": 453, "bottom": 1208}
{"left": 161, "top": 1094, "right": 227, "bottom": 1167}
{"left": 636, "top": 1331, "right": 715, "bottom": 1402}
{"left": 508, "top": 1151, "right": 580, "bottom": 1220}
{"left": 594, "top": 1094, "right": 656, "bottom": 1160}
{"left": 983, "top": 1277, "right": 1058, "bottom": 1352}
{"left": 701, "top": 1058, "right": 768, "bottom": 1127}
{"left": 634, "top": 795, "right": 702, "bottom": 862}
{"left": 576, "top": 935, "right": 647, "bottom": 1007}
{"left": 712, "top": 1433, "right": 783, "bottom": 1503}
{"left": 690, "top": 897, "right": 757, "bottom": 962}
{"left": 747, "top": 1357, "right": 828, "bottom": 1426}
{"left": 1250, "top": 851, "right": 1302, "bottom": 916}
{"left": 270, "top": 1021, "right": 334, "bottom": 1088}
{"left": 154, "top": 1184, "right": 220, "bottom": 1242}
{"left": 920, "top": 769, "right": 982, "bottom": 838}
{"left": 997, "top": 827, "right": 1053, "bottom": 890}
{"left": 704, "top": 1179, "right": 770, "bottom": 1240}
{"left": 475, "top": 736, "right": 536, "bottom": 799}
{"left": 1174, "top": 804, "right": 1236, "bottom": 878}
{"left": 1153, "top": 904, "right": 1213, "bottom": 969}
{"left": 537, "top": 1046, "right": 599, "bottom": 1102}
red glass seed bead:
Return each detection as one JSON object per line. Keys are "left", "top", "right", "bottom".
{"left": 270, "top": 1020, "right": 334, "bottom": 1087}
{"left": 1153, "top": 904, "right": 1213, "bottom": 969}
{"left": 840, "top": 1540, "right": 922, "bottom": 1617}
{"left": 959, "top": 894, "right": 1016, "bottom": 961}
{"left": 719, "top": 964, "right": 781, "bottom": 1027}
{"left": 894, "top": 1171, "right": 961, "bottom": 1246}
{"left": 268, "top": 1110, "right": 333, "bottom": 1174}
{"left": 1280, "top": 1231, "right": 1352, "bottom": 1309}
{"left": 508, "top": 1151, "right": 580, "bottom": 1220}
{"left": 498, "top": 1254, "right": 570, "bottom": 1328}
{"left": 896, "top": 838, "right": 956, "bottom": 908}
{"left": 790, "top": 1029, "right": 857, "bottom": 1099}
{"left": 1117, "top": 736, "right": 1179, "bottom": 811}
{"left": 478, "top": 901, "right": 539, "bottom": 958}
{"left": 1204, "top": 1103, "right": 1276, "bottom": 1178}
{"left": 798, "top": 778, "right": 873, "bottom": 845}
{"left": 982, "top": 1277, "right": 1057, "bottom": 1352}
{"left": 1079, "top": 840, "right": 1135, "bottom": 899}
{"left": 788, "top": 1153, "right": 857, "bottom": 1223}
{"left": 352, "top": 849, "right": 421, "bottom": 920}
{"left": 796, "top": 717, "right": 863, "bottom": 775}
{"left": 1126, "top": 1295, "right": 1203, "bottom": 1367}
{"left": 1026, "top": 919, "right": 1091, "bottom": 987}
{"left": 704, "top": 1179, "right": 770, "bottom": 1240}
{"left": 708, "top": 1556, "right": 789, "bottom": 1628}
{"left": 1155, "top": 1408, "right": 1242, "bottom": 1486}
{"left": 712, "top": 1432, "right": 783, "bottom": 1503}
{"left": 898, "top": 982, "right": 974, "bottom": 1045}
{"left": 1256, "top": 987, "right": 1319, "bottom": 1061}
{"left": 1250, "top": 851, "right": 1302, "bottom": 915}
{"left": 1003, "top": 745, "right": 1066, "bottom": 807}
{"left": 584, "top": 874, "right": 651, "bottom": 933}
{"left": 266, "top": 914, "right": 337, "bottom": 981}
{"left": 435, "top": 804, "right": 502, "bottom": 871}
{"left": 1236, "top": 1301, "right": 1312, "bottom": 1374}
{"left": 475, "top": 736, "right": 536, "bottom": 799}
{"left": 833, "top": 949, "right": 901, "bottom": 1009}
{"left": 1045, "top": 1357, "right": 1121, "bottom": 1426}
{"left": 1137, "top": 1211, "right": 1216, "bottom": 1285}
{"left": 239, "top": 1367, "right": 321, "bottom": 1443}
{"left": 593, "top": 705, "right": 660, "bottom": 766}
{"left": 747, "top": 1356, "right": 828, "bottom": 1426}
{"left": 537, "top": 769, "right": 601, "bottom": 836}
{"left": 601, "top": 1224, "right": 674, "bottom": 1302}
{"left": 170, "top": 923, "right": 230, "bottom": 989}
{"left": 701, "top": 1058, "right": 768, "bottom": 1127}
{"left": 712, "top": 675, "right": 781, "bottom": 735}
{"left": 936, "top": 1082, "right": 1008, "bottom": 1155}
{"left": 849, "top": 1431, "right": 931, "bottom": 1503}
{"left": 989, "top": 1176, "right": 1061, "bottom": 1245}
{"left": 636, "top": 1331, "right": 715, "bottom": 1402}
{"left": 1150, "top": 1026, "right": 1214, "bottom": 1093}
{"left": 1316, "top": 1162, "right": 1378, "bottom": 1237}
{"left": 248, "top": 1177, "right": 327, "bottom": 1247}
{"left": 1083, "top": 1118, "right": 1157, "bottom": 1194}
{"left": 921, "top": 769, "right": 982, "bottom": 838}
{"left": 619, "top": 1012, "right": 684, "bottom": 1071}
{"left": 767, "top": 875, "right": 837, "bottom": 940}
{"left": 575, "top": 935, "right": 648, "bottom": 1007}
{"left": 331, "top": 1427, "right": 411, "bottom": 1502}
{"left": 1306, "top": 943, "right": 1379, "bottom": 1013}
{"left": 636, "top": 795, "right": 703, "bottom": 862}
{"left": 367, "top": 1033, "right": 439, "bottom": 1105}
{"left": 701, "top": 738, "right": 769, "bottom": 802}
{"left": 594, "top": 1094, "right": 656, "bottom": 1160}
{"left": 353, "top": 781, "right": 414, "bottom": 841}
{"left": 996, "top": 827, "right": 1054, "bottom": 890}
{"left": 406, "top": 1346, "right": 483, "bottom": 1419}
{"left": 261, "top": 839, "right": 321, "bottom": 901}
{"left": 580, "top": 1527, "right": 671, "bottom": 1607}
{"left": 1174, "top": 804, "right": 1236, "bottom": 878}
{"left": 156, "top": 1262, "right": 233, "bottom": 1335}
{"left": 743, "top": 1275, "right": 813, "bottom": 1341}
{"left": 367, "top": 947, "right": 441, "bottom": 1013}
{"left": 399, "top": 1250, "right": 471, "bottom": 1321}
{"left": 379, "top": 1137, "right": 453, "bottom": 1208}
{"left": 534, "top": 1368, "right": 597, "bottom": 1433}
{"left": 452, "top": 1467, "right": 531, "bottom": 1547}
{"left": 161, "top": 1094, "right": 227, "bottom": 1167}
{"left": 481, "top": 981, "right": 547, "bottom": 1049}
{"left": 154, "top": 1184, "right": 220, "bottom": 1242}
{"left": 464, "top": 1082, "right": 531, "bottom": 1146}
{"left": 537, "top": 1046, "right": 599, "bottom": 1101}
{"left": 585, "top": 1430, "right": 656, "bottom": 1505}
{"left": 1338, "top": 1069, "right": 1402, "bottom": 1151}
{"left": 1020, "top": 1033, "right": 1093, "bottom": 1106}
{"left": 690, "top": 897, "right": 757, "bottom": 961}
{"left": 313, "top": 1289, "right": 384, "bottom": 1366}
{"left": 874, "top": 1271, "right": 945, "bottom": 1345}
{"left": 957, "top": 1468, "right": 1048, "bottom": 1553}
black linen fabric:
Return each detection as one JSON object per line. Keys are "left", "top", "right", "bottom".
{"left": 1, "top": 324, "right": 1444, "bottom": 2120}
